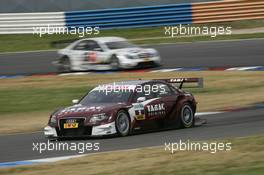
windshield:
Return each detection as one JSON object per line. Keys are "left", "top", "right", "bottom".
{"left": 79, "top": 90, "right": 132, "bottom": 105}
{"left": 105, "top": 41, "right": 136, "bottom": 50}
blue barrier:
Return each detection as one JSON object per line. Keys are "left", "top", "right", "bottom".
{"left": 65, "top": 3, "right": 192, "bottom": 29}
{"left": 65, "top": 3, "right": 191, "bottom": 15}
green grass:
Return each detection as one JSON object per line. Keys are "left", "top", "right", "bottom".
{"left": 0, "top": 71, "right": 263, "bottom": 115}
{"left": 0, "top": 86, "right": 91, "bottom": 114}
{"left": 0, "top": 81, "right": 262, "bottom": 114}
{"left": 1, "top": 134, "right": 264, "bottom": 175}
{"left": 0, "top": 19, "right": 264, "bottom": 52}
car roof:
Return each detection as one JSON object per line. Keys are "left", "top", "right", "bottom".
{"left": 81, "top": 37, "right": 127, "bottom": 43}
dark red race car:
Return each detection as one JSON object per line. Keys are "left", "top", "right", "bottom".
{"left": 44, "top": 78, "right": 205, "bottom": 138}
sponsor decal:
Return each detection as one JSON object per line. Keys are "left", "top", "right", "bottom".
{"left": 169, "top": 78, "right": 186, "bottom": 82}
{"left": 146, "top": 103, "right": 166, "bottom": 116}
{"left": 64, "top": 119, "right": 79, "bottom": 129}
{"left": 66, "top": 119, "right": 77, "bottom": 123}
{"left": 133, "top": 103, "right": 146, "bottom": 120}
{"left": 64, "top": 122, "right": 79, "bottom": 129}
{"left": 87, "top": 51, "right": 97, "bottom": 62}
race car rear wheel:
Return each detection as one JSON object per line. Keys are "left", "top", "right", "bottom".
{"left": 115, "top": 110, "right": 130, "bottom": 136}
{"left": 180, "top": 103, "right": 194, "bottom": 128}
{"left": 58, "top": 57, "right": 71, "bottom": 73}
{"left": 110, "top": 55, "right": 120, "bottom": 70}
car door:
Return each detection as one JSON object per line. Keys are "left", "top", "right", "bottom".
{"left": 84, "top": 40, "right": 113, "bottom": 64}
{"left": 69, "top": 40, "right": 90, "bottom": 64}
{"left": 131, "top": 83, "right": 171, "bottom": 131}
{"left": 70, "top": 40, "right": 107, "bottom": 64}
{"left": 153, "top": 82, "right": 178, "bottom": 118}
{"left": 132, "top": 83, "right": 166, "bottom": 121}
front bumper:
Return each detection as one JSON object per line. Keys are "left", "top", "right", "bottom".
{"left": 44, "top": 122, "right": 117, "bottom": 138}
{"left": 44, "top": 125, "right": 58, "bottom": 138}
{"left": 119, "top": 56, "right": 161, "bottom": 69}
{"left": 75, "top": 57, "right": 161, "bottom": 70}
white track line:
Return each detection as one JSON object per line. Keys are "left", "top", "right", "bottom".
{"left": 195, "top": 112, "right": 223, "bottom": 116}
{"left": 226, "top": 66, "right": 262, "bottom": 71}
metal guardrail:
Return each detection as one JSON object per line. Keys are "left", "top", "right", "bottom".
{"left": 0, "top": 12, "right": 65, "bottom": 34}
{"left": 0, "top": 0, "right": 263, "bottom": 34}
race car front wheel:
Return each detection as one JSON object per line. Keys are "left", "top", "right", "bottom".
{"left": 180, "top": 103, "right": 194, "bottom": 128}
{"left": 115, "top": 110, "right": 130, "bottom": 136}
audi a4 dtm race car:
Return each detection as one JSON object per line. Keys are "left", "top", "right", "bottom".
{"left": 44, "top": 78, "right": 205, "bottom": 139}
{"left": 54, "top": 37, "right": 161, "bottom": 72}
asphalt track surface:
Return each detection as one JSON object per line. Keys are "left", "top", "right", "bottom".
{"left": 0, "top": 108, "right": 264, "bottom": 163}
{"left": 0, "top": 39, "right": 264, "bottom": 75}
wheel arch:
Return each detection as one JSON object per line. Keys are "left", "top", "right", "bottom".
{"left": 116, "top": 108, "right": 131, "bottom": 122}
{"left": 171, "top": 96, "right": 195, "bottom": 128}
{"left": 167, "top": 95, "right": 195, "bottom": 124}
{"left": 115, "top": 108, "right": 132, "bottom": 136}
{"left": 175, "top": 95, "right": 196, "bottom": 114}
{"left": 108, "top": 53, "right": 117, "bottom": 62}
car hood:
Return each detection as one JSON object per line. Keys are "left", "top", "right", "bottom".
{"left": 54, "top": 103, "right": 128, "bottom": 118}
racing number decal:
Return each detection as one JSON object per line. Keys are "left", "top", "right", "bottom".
{"left": 87, "top": 52, "right": 97, "bottom": 62}
{"left": 133, "top": 103, "right": 146, "bottom": 120}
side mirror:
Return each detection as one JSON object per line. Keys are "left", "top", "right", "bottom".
{"left": 72, "top": 99, "right": 79, "bottom": 104}
{"left": 137, "top": 97, "right": 146, "bottom": 103}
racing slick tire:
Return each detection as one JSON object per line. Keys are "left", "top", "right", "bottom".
{"left": 58, "top": 56, "right": 72, "bottom": 73}
{"left": 115, "top": 110, "right": 131, "bottom": 136}
{"left": 179, "top": 103, "right": 195, "bottom": 128}
{"left": 110, "top": 55, "right": 120, "bottom": 70}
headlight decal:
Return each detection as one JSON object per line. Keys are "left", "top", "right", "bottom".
{"left": 49, "top": 115, "right": 57, "bottom": 124}
{"left": 126, "top": 54, "right": 137, "bottom": 59}
{"left": 90, "top": 113, "right": 108, "bottom": 123}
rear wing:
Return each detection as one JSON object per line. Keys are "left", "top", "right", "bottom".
{"left": 155, "top": 78, "right": 203, "bottom": 89}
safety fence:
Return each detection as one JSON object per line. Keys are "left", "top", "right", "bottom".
{"left": 0, "top": 0, "right": 263, "bottom": 34}
{"left": 0, "top": 12, "right": 65, "bottom": 34}
{"left": 64, "top": 3, "right": 192, "bottom": 29}
{"left": 192, "top": 0, "right": 264, "bottom": 23}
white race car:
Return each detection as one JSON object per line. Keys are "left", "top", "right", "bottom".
{"left": 55, "top": 37, "right": 161, "bottom": 72}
